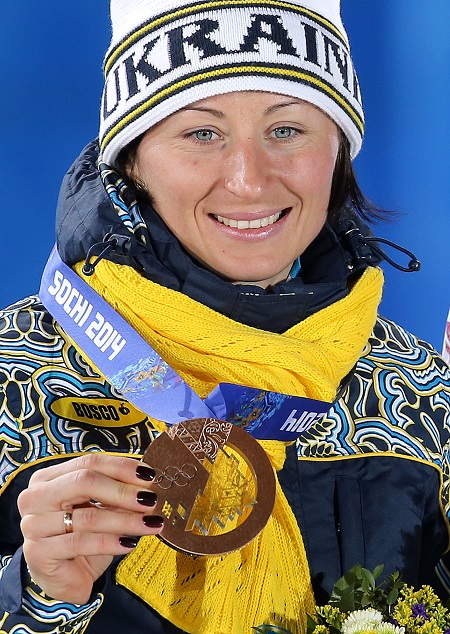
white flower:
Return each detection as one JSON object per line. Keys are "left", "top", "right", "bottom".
{"left": 342, "top": 609, "right": 383, "bottom": 632}
{"left": 342, "top": 609, "right": 404, "bottom": 634}
{"left": 376, "top": 624, "right": 405, "bottom": 634}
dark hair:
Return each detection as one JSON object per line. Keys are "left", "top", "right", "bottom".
{"left": 116, "top": 129, "right": 389, "bottom": 224}
{"left": 116, "top": 134, "right": 143, "bottom": 186}
{"left": 328, "top": 132, "right": 389, "bottom": 223}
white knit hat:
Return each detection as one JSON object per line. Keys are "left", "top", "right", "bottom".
{"left": 100, "top": 0, "right": 364, "bottom": 166}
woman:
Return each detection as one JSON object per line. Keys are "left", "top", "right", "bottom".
{"left": 1, "top": 1, "right": 449, "bottom": 633}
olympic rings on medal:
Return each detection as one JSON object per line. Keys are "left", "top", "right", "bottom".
{"left": 153, "top": 463, "right": 198, "bottom": 490}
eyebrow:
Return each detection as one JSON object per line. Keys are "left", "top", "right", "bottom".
{"left": 264, "top": 99, "right": 304, "bottom": 115}
{"left": 179, "top": 106, "right": 225, "bottom": 118}
{"left": 179, "top": 98, "right": 305, "bottom": 119}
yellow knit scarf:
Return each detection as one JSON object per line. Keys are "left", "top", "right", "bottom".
{"left": 74, "top": 260, "right": 383, "bottom": 634}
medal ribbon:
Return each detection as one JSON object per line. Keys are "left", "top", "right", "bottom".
{"left": 39, "top": 247, "right": 331, "bottom": 439}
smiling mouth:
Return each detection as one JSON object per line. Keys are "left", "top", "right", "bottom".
{"left": 213, "top": 209, "right": 289, "bottom": 229}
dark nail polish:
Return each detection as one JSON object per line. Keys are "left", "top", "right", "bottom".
{"left": 143, "top": 515, "right": 164, "bottom": 528}
{"left": 137, "top": 491, "right": 157, "bottom": 506}
{"left": 136, "top": 465, "right": 155, "bottom": 481}
{"left": 119, "top": 536, "right": 138, "bottom": 549}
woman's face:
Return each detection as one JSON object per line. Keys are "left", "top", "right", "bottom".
{"left": 132, "top": 91, "right": 340, "bottom": 287}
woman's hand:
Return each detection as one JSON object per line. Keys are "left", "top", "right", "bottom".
{"left": 18, "top": 454, "right": 163, "bottom": 605}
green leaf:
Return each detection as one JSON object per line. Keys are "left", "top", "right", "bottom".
{"left": 386, "top": 588, "right": 399, "bottom": 605}
{"left": 361, "top": 568, "right": 376, "bottom": 589}
{"left": 307, "top": 614, "right": 319, "bottom": 634}
{"left": 329, "top": 587, "right": 357, "bottom": 612}
{"left": 373, "top": 565, "right": 385, "bottom": 580}
{"left": 333, "top": 578, "right": 352, "bottom": 593}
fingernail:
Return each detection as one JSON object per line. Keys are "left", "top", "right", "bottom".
{"left": 119, "top": 536, "right": 138, "bottom": 549}
{"left": 137, "top": 491, "right": 157, "bottom": 506}
{"left": 143, "top": 515, "right": 165, "bottom": 528}
{"left": 136, "top": 465, "right": 155, "bottom": 481}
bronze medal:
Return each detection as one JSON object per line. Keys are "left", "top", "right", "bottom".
{"left": 142, "top": 418, "right": 276, "bottom": 556}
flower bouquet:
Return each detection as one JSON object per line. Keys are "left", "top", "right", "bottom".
{"left": 253, "top": 564, "right": 450, "bottom": 634}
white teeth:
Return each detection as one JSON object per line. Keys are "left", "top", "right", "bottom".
{"left": 215, "top": 211, "right": 283, "bottom": 229}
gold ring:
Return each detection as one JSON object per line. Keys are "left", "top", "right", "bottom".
{"left": 63, "top": 511, "right": 74, "bottom": 534}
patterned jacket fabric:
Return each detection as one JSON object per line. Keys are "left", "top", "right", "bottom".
{"left": 0, "top": 143, "right": 450, "bottom": 633}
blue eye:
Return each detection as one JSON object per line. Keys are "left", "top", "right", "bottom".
{"left": 193, "top": 129, "right": 215, "bottom": 142}
{"left": 273, "top": 126, "right": 295, "bottom": 139}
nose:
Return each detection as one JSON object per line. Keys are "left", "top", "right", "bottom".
{"left": 223, "top": 141, "right": 269, "bottom": 199}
